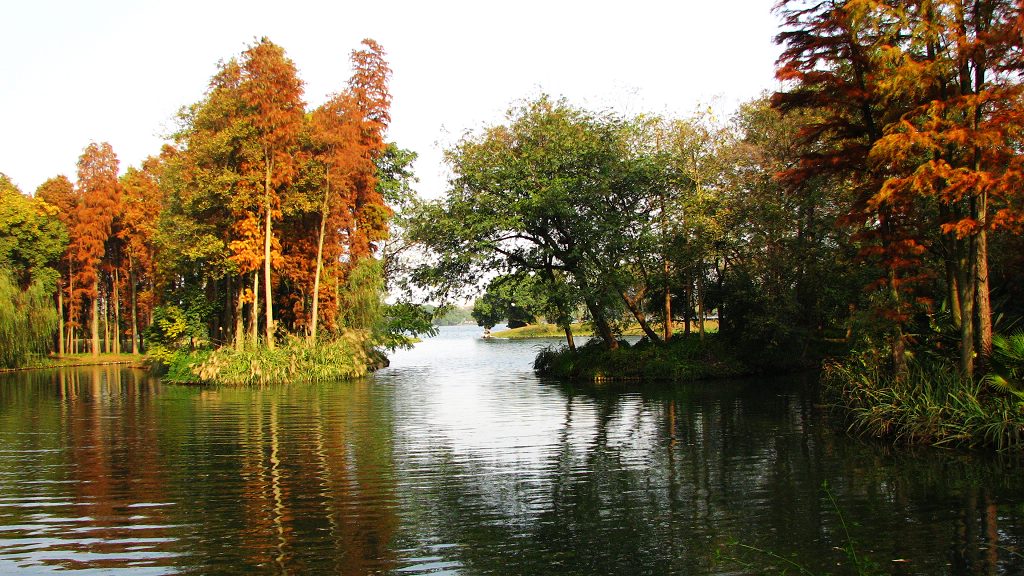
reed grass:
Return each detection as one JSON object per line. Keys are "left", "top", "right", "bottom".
{"left": 162, "top": 330, "right": 383, "bottom": 386}
{"left": 823, "top": 356, "right": 1024, "bottom": 451}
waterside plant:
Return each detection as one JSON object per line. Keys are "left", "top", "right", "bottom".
{"left": 160, "top": 331, "right": 385, "bottom": 386}
{"left": 823, "top": 351, "right": 1024, "bottom": 451}
{"left": 534, "top": 334, "right": 751, "bottom": 383}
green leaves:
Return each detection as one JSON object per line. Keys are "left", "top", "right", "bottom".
{"left": 409, "top": 95, "right": 669, "bottom": 345}
{"left": 0, "top": 174, "right": 67, "bottom": 291}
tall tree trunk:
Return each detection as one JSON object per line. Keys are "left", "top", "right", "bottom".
{"left": 620, "top": 290, "right": 661, "bottom": 343}
{"left": 113, "top": 269, "right": 121, "bottom": 355}
{"left": 683, "top": 273, "right": 693, "bottom": 336}
{"left": 961, "top": 232, "right": 977, "bottom": 379}
{"left": 585, "top": 298, "right": 617, "bottom": 350}
{"left": 57, "top": 281, "right": 65, "bottom": 356}
{"left": 250, "top": 270, "right": 260, "bottom": 345}
{"left": 563, "top": 324, "right": 576, "bottom": 352}
{"left": 975, "top": 189, "right": 992, "bottom": 362}
{"left": 696, "top": 266, "right": 706, "bottom": 341}
{"left": 129, "top": 260, "right": 139, "bottom": 354}
{"left": 68, "top": 264, "right": 75, "bottom": 354}
{"left": 264, "top": 157, "right": 276, "bottom": 350}
{"left": 235, "top": 275, "right": 246, "bottom": 350}
{"left": 663, "top": 258, "right": 673, "bottom": 341}
{"left": 103, "top": 289, "right": 110, "bottom": 354}
{"left": 310, "top": 180, "right": 330, "bottom": 342}
{"left": 220, "top": 277, "right": 231, "bottom": 346}
{"left": 91, "top": 284, "right": 100, "bottom": 357}
{"left": 940, "top": 205, "right": 963, "bottom": 329}
{"left": 659, "top": 191, "right": 673, "bottom": 342}
{"left": 716, "top": 257, "right": 727, "bottom": 329}
{"left": 890, "top": 266, "right": 906, "bottom": 375}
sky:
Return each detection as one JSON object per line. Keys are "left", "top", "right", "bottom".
{"left": 1, "top": 0, "right": 783, "bottom": 200}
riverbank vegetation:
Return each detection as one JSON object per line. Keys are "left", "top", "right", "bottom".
{"left": 0, "top": 38, "right": 432, "bottom": 382}
{"left": 407, "top": 1, "right": 1024, "bottom": 449}
{"left": 489, "top": 321, "right": 718, "bottom": 339}
{"left": 534, "top": 334, "right": 747, "bottom": 382}
{"left": 0, "top": 353, "right": 146, "bottom": 373}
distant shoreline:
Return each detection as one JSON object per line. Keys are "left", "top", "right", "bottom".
{"left": 0, "top": 354, "right": 147, "bottom": 374}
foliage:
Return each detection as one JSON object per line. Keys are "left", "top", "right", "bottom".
{"left": 534, "top": 334, "right": 749, "bottom": 383}
{"left": 431, "top": 305, "right": 473, "bottom": 326}
{"left": 144, "top": 298, "right": 213, "bottom": 366}
{"left": 0, "top": 174, "right": 66, "bottom": 367}
{"left": 984, "top": 331, "right": 1024, "bottom": 402}
{"left": 165, "top": 331, "right": 381, "bottom": 386}
{"left": 71, "top": 142, "right": 120, "bottom": 305}
{"left": 471, "top": 274, "right": 548, "bottom": 329}
{"left": 377, "top": 302, "right": 438, "bottom": 350}
{"left": 338, "top": 258, "right": 384, "bottom": 331}
{"left": 156, "top": 37, "right": 398, "bottom": 350}
{"left": 714, "top": 99, "right": 863, "bottom": 367}
{"left": 408, "top": 95, "right": 670, "bottom": 348}
{"left": 0, "top": 271, "right": 59, "bottom": 369}
{"left": 773, "top": 0, "right": 1024, "bottom": 377}
{"left": 0, "top": 173, "right": 67, "bottom": 291}
{"left": 824, "top": 356, "right": 1024, "bottom": 451}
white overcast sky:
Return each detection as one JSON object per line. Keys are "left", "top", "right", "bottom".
{"left": 1, "top": 0, "right": 782, "bottom": 200}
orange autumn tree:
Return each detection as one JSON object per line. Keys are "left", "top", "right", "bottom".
{"left": 119, "top": 154, "right": 165, "bottom": 354}
{"left": 347, "top": 39, "right": 393, "bottom": 260}
{"left": 775, "top": 0, "right": 1024, "bottom": 377}
{"left": 71, "top": 142, "right": 121, "bottom": 357}
{"left": 299, "top": 93, "right": 361, "bottom": 340}
{"left": 865, "top": 0, "right": 1023, "bottom": 377}
{"left": 293, "top": 39, "right": 393, "bottom": 341}
{"left": 238, "top": 38, "right": 305, "bottom": 350}
{"left": 773, "top": 0, "right": 923, "bottom": 369}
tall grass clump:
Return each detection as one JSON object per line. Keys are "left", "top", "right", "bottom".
{"left": 163, "top": 330, "right": 383, "bottom": 386}
{"left": 0, "top": 272, "right": 58, "bottom": 369}
{"left": 823, "top": 354, "right": 1024, "bottom": 450}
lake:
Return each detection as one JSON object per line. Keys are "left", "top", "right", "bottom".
{"left": 0, "top": 325, "right": 1022, "bottom": 574}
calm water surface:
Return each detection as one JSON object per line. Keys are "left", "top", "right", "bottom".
{"left": 1, "top": 325, "right": 1022, "bottom": 575}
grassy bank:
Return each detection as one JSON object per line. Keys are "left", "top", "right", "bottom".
{"left": 823, "top": 357, "right": 1024, "bottom": 450}
{"left": 158, "top": 331, "right": 385, "bottom": 386}
{"left": 0, "top": 353, "right": 146, "bottom": 373}
{"left": 534, "top": 333, "right": 751, "bottom": 382}
{"left": 491, "top": 321, "right": 719, "bottom": 339}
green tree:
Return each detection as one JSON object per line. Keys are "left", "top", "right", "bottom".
{"left": 0, "top": 173, "right": 67, "bottom": 290}
{"left": 471, "top": 274, "right": 548, "bottom": 329}
{"left": 409, "top": 96, "right": 662, "bottom": 349}
{"left": 0, "top": 174, "right": 67, "bottom": 366}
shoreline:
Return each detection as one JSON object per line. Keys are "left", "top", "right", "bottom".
{"left": 0, "top": 355, "right": 149, "bottom": 374}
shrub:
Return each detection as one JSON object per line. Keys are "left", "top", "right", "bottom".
{"left": 534, "top": 334, "right": 751, "bottom": 383}
{"left": 163, "top": 331, "right": 381, "bottom": 386}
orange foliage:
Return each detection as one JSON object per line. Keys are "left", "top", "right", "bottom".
{"left": 71, "top": 142, "right": 120, "bottom": 300}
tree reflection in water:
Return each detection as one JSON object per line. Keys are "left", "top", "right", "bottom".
{"left": 0, "top": 336, "right": 1021, "bottom": 575}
